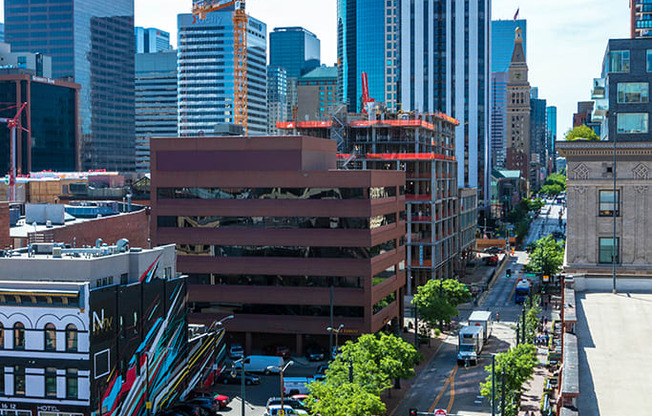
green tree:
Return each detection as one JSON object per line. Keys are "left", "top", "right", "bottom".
{"left": 540, "top": 183, "right": 563, "bottom": 196}
{"left": 545, "top": 173, "right": 567, "bottom": 189}
{"left": 480, "top": 344, "right": 539, "bottom": 416}
{"left": 564, "top": 125, "right": 600, "bottom": 141}
{"left": 525, "top": 235, "right": 565, "bottom": 277}
{"left": 524, "top": 295, "right": 542, "bottom": 344}
{"left": 413, "top": 279, "right": 471, "bottom": 331}
{"left": 305, "top": 381, "right": 386, "bottom": 416}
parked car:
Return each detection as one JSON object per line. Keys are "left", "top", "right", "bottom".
{"left": 314, "top": 364, "right": 328, "bottom": 381}
{"left": 188, "top": 391, "right": 230, "bottom": 409}
{"left": 264, "top": 405, "right": 306, "bottom": 416}
{"left": 217, "top": 371, "right": 260, "bottom": 385}
{"left": 305, "top": 344, "right": 326, "bottom": 361}
{"left": 171, "top": 403, "right": 207, "bottom": 416}
{"left": 483, "top": 246, "right": 503, "bottom": 255}
{"left": 265, "top": 345, "right": 291, "bottom": 358}
{"left": 266, "top": 397, "right": 307, "bottom": 411}
{"left": 228, "top": 344, "right": 244, "bottom": 359}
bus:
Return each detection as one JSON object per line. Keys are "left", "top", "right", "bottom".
{"left": 515, "top": 279, "right": 531, "bottom": 303}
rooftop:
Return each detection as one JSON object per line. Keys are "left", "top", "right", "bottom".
{"left": 298, "top": 66, "right": 337, "bottom": 81}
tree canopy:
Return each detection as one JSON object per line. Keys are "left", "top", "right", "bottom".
{"left": 541, "top": 173, "right": 567, "bottom": 196}
{"left": 305, "top": 381, "right": 386, "bottom": 416}
{"left": 564, "top": 125, "right": 599, "bottom": 141}
{"left": 524, "top": 235, "right": 565, "bottom": 277}
{"left": 413, "top": 278, "right": 471, "bottom": 330}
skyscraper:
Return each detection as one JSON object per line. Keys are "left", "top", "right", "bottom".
{"left": 5, "top": 0, "right": 135, "bottom": 171}
{"left": 546, "top": 106, "right": 557, "bottom": 170}
{"left": 491, "top": 19, "right": 527, "bottom": 72}
{"left": 491, "top": 72, "right": 509, "bottom": 168}
{"left": 337, "top": 0, "right": 491, "bottom": 210}
{"left": 267, "top": 66, "right": 287, "bottom": 135}
{"left": 269, "top": 27, "right": 320, "bottom": 78}
{"left": 630, "top": 0, "right": 652, "bottom": 38}
{"left": 135, "top": 27, "right": 172, "bottom": 53}
{"left": 177, "top": 8, "right": 267, "bottom": 136}
{"left": 530, "top": 94, "right": 547, "bottom": 190}
{"left": 505, "top": 27, "right": 531, "bottom": 190}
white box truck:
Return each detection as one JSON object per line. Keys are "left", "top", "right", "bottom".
{"left": 283, "top": 377, "right": 313, "bottom": 395}
{"left": 457, "top": 325, "right": 484, "bottom": 366}
{"left": 468, "top": 310, "right": 493, "bottom": 341}
{"left": 235, "top": 356, "right": 285, "bottom": 374}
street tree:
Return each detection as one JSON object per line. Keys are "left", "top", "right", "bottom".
{"left": 305, "top": 380, "right": 386, "bottom": 416}
{"left": 540, "top": 183, "right": 563, "bottom": 196}
{"left": 524, "top": 295, "right": 542, "bottom": 344}
{"left": 480, "top": 344, "right": 539, "bottom": 416}
{"left": 413, "top": 278, "right": 471, "bottom": 331}
{"left": 564, "top": 125, "right": 600, "bottom": 141}
{"left": 544, "top": 173, "right": 567, "bottom": 190}
{"left": 525, "top": 235, "right": 565, "bottom": 277}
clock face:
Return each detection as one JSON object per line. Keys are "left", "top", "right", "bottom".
{"left": 515, "top": 72, "right": 522, "bottom": 80}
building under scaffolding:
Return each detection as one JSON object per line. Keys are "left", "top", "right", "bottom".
{"left": 278, "top": 113, "right": 476, "bottom": 295}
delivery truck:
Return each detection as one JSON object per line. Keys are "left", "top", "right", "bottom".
{"left": 457, "top": 325, "right": 484, "bottom": 366}
{"left": 468, "top": 310, "right": 493, "bottom": 342}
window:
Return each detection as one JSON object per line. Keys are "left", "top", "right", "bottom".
{"left": 66, "top": 368, "right": 78, "bottom": 399}
{"left": 45, "top": 367, "right": 57, "bottom": 398}
{"left": 14, "top": 323, "right": 25, "bottom": 350}
{"left": 599, "top": 190, "right": 620, "bottom": 216}
{"left": 45, "top": 323, "right": 56, "bottom": 351}
{"left": 609, "top": 50, "right": 630, "bottom": 73}
{"left": 617, "top": 83, "right": 648, "bottom": 103}
{"left": 599, "top": 237, "right": 619, "bottom": 264}
{"left": 0, "top": 323, "right": 3, "bottom": 349}
{"left": 617, "top": 113, "right": 648, "bottom": 134}
{"left": 65, "top": 324, "right": 78, "bottom": 352}
{"left": 14, "top": 366, "right": 25, "bottom": 395}
{"left": 647, "top": 50, "right": 652, "bottom": 72}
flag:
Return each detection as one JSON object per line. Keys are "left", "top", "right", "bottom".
{"left": 513, "top": 8, "right": 520, "bottom": 21}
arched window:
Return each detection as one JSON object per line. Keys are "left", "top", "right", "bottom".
{"left": 0, "top": 323, "right": 4, "bottom": 349}
{"left": 14, "top": 322, "right": 25, "bottom": 350}
{"left": 45, "top": 323, "right": 56, "bottom": 351}
{"left": 65, "top": 324, "right": 78, "bottom": 352}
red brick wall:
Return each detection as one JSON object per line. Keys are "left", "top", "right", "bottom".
{"left": 33, "top": 209, "right": 151, "bottom": 248}
{"left": 0, "top": 203, "right": 10, "bottom": 249}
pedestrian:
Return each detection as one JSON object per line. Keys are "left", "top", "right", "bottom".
{"left": 496, "top": 312, "right": 500, "bottom": 322}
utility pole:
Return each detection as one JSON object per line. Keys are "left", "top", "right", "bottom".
{"left": 522, "top": 307, "right": 526, "bottom": 343}
{"left": 501, "top": 368, "right": 506, "bottom": 415}
{"left": 612, "top": 125, "right": 618, "bottom": 294}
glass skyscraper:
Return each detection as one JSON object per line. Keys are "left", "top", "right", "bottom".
{"left": 269, "top": 27, "right": 320, "bottom": 78}
{"left": 135, "top": 27, "right": 172, "bottom": 53}
{"left": 5, "top": 0, "right": 135, "bottom": 172}
{"left": 177, "top": 9, "right": 267, "bottom": 136}
{"left": 491, "top": 19, "right": 527, "bottom": 73}
{"left": 546, "top": 106, "right": 557, "bottom": 169}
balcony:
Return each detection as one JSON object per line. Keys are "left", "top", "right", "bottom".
{"left": 591, "top": 78, "right": 605, "bottom": 100}
{"left": 591, "top": 100, "right": 608, "bottom": 123}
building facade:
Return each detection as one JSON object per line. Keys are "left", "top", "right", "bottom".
{"left": 177, "top": 9, "right": 267, "bottom": 136}
{"left": 491, "top": 71, "right": 509, "bottom": 169}
{"left": 0, "top": 74, "right": 80, "bottom": 175}
{"left": 269, "top": 27, "right": 320, "bottom": 78}
{"left": 267, "top": 66, "right": 287, "bottom": 135}
{"left": 593, "top": 37, "right": 652, "bottom": 142}
{"left": 297, "top": 67, "right": 338, "bottom": 121}
{"left": 135, "top": 26, "right": 171, "bottom": 53}
{"left": 491, "top": 19, "right": 527, "bottom": 72}
{"left": 547, "top": 106, "right": 558, "bottom": 171}
{"left": 135, "top": 50, "right": 178, "bottom": 172}
{"left": 631, "top": 0, "right": 652, "bottom": 38}
{"left": 505, "top": 28, "right": 531, "bottom": 191}
{"left": 151, "top": 136, "right": 406, "bottom": 353}
{"left": 558, "top": 140, "right": 652, "bottom": 290}
{"left": 0, "top": 242, "right": 224, "bottom": 416}
{"left": 5, "top": 0, "right": 135, "bottom": 171}
{"left": 530, "top": 95, "right": 548, "bottom": 191}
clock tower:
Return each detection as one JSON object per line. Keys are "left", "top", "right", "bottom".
{"left": 505, "top": 27, "right": 531, "bottom": 194}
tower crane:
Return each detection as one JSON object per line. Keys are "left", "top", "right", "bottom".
{"left": 193, "top": 0, "right": 248, "bottom": 134}
{"left": 1, "top": 102, "right": 28, "bottom": 201}
{"left": 361, "top": 72, "right": 375, "bottom": 114}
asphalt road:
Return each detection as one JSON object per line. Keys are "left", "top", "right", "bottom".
{"left": 393, "top": 199, "right": 564, "bottom": 416}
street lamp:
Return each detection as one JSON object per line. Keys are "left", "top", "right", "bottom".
{"left": 231, "top": 357, "right": 247, "bottom": 416}
{"left": 267, "top": 361, "right": 294, "bottom": 416}
{"left": 327, "top": 324, "right": 344, "bottom": 359}
{"left": 469, "top": 354, "right": 497, "bottom": 416}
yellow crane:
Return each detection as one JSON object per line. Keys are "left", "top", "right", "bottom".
{"left": 192, "top": 0, "right": 248, "bottom": 134}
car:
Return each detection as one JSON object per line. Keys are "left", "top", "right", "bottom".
{"left": 189, "top": 391, "right": 230, "bottom": 409}
{"left": 228, "top": 344, "right": 244, "bottom": 359}
{"left": 264, "top": 405, "right": 306, "bottom": 416}
{"left": 483, "top": 246, "right": 503, "bottom": 255}
{"left": 265, "top": 345, "right": 291, "bottom": 358}
{"left": 185, "top": 398, "right": 221, "bottom": 415}
{"left": 171, "top": 403, "right": 207, "bottom": 416}
{"left": 266, "top": 397, "right": 306, "bottom": 411}
{"left": 217, "top": 371, "right": 260, "bottom": 385}
{"left": 155, "top": 411, "right": 188, "bottom": 416}
{"left": 305, "top": 344, "right": 326, "bottom": 361}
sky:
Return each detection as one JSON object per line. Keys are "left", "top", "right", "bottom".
{"left": 0, "top": 0, "right": 631, "bottom": 136}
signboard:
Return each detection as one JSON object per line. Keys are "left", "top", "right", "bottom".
{"left": 543, "top": 275, "right": 550, "bottom": 283}
{"left": 434, "top": 410, "right": 447, "bottom": 416}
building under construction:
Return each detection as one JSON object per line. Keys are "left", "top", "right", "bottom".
{"left": 278, "top": 113, "right": 476, "bottom": 295}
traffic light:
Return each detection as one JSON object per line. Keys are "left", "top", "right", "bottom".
{"left": 409, "top": 409, "right": 418, "bottom": 416}
{"left": 506, "top": 269, "right": 511, "bottom": 278}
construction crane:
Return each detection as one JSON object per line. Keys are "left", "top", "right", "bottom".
{"left": 193, "top": 0, "right": 248, "bottom": 134}
{"left": 1, "top": 102, "right": 28, "bottom": 201}
{"left": 361, "top": 72, "right": 375, "bottom": 114}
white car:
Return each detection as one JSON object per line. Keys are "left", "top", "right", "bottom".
{"left": 264, "top": 405, "right": 307, "bottom": 416}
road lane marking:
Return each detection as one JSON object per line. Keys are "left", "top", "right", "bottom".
{"left": 429, "top": 364, "right": 458, "bottom": 412}
{"left": 506, "top": 276, "right": 519, "bottom": 304}
{"left": 446, "top": 365, "right": 458, "bottom": 413}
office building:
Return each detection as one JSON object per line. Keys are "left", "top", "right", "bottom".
{"left": 269, "top": 27, "right": 320, "bottom": 78}
{"left": 135, "top": 26, "right": 171, "bottom": 53}
{"left": 547, "top": 106, "right": 557, "bottom": 171}
{"left": 0, "top": 42, "right": 52, "bottom": 77}
{"left": 135, "top": 50, "right": 178, "bottom": 171}
{"left": 0, "top": 23, "right": 4, "bottom": 42}
{"left": 151, "top": 135, "right": 406, "bottom": 353}
{"left": 631, "top": 0, "right": 652, "bottom": 38}
{"left": 530, "top": 94, "right": 548, "bottom": 190}
{"left": 505, "top": 27, "right": 531, "bottom": 192}
{"left": 559, "top": 139, "right": 652, "bottom": 288}
{"left": 278, "top": 113, "right": 469, "bottom": 290}
{"left": 5, "top": 0, "right": 135, "bottom": 172}
{"left": 267, "top": 66, "right": 287, "bottom": 135}
{"left": 0, "top": 75, "right": 79, "bottom": 175}
{"left": 491, "top": 71, "right": 509, "bottom": 169}
{"left": 177, "top": 9, "right": 267, "bottom": 136}
{"left": 592, "top": 37, "right": 652, "bottom": 141}
{"left": 0, "top": 242, "right": 224, "bottom": 416}
{"left": 297, "top": 66, "right": 338, "bottom": 121}
{"left": 492, "top": 19, "right": 527, "bottom": 73}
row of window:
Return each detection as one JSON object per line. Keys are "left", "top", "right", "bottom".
{"left": 157, "top": 186, "right": 402, "bottom": 200}
{"left": 610, "top": 49, "right": 652, "bottom": 73}
{"left": 1, "top": 367, "right": 79, "bottom": 399}
{"left": 157, "top": 214, "right": 401, "bottom": 230}
{"left": 0, "top": 323, "right": 78, "bottom": 352}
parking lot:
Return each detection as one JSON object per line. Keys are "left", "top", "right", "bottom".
{"left": 577, "top": 291, "right": 652, "bottom": 415}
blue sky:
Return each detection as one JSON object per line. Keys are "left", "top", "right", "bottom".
{"left": 1, "top": 0, "right": 631, "bottom": 136}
